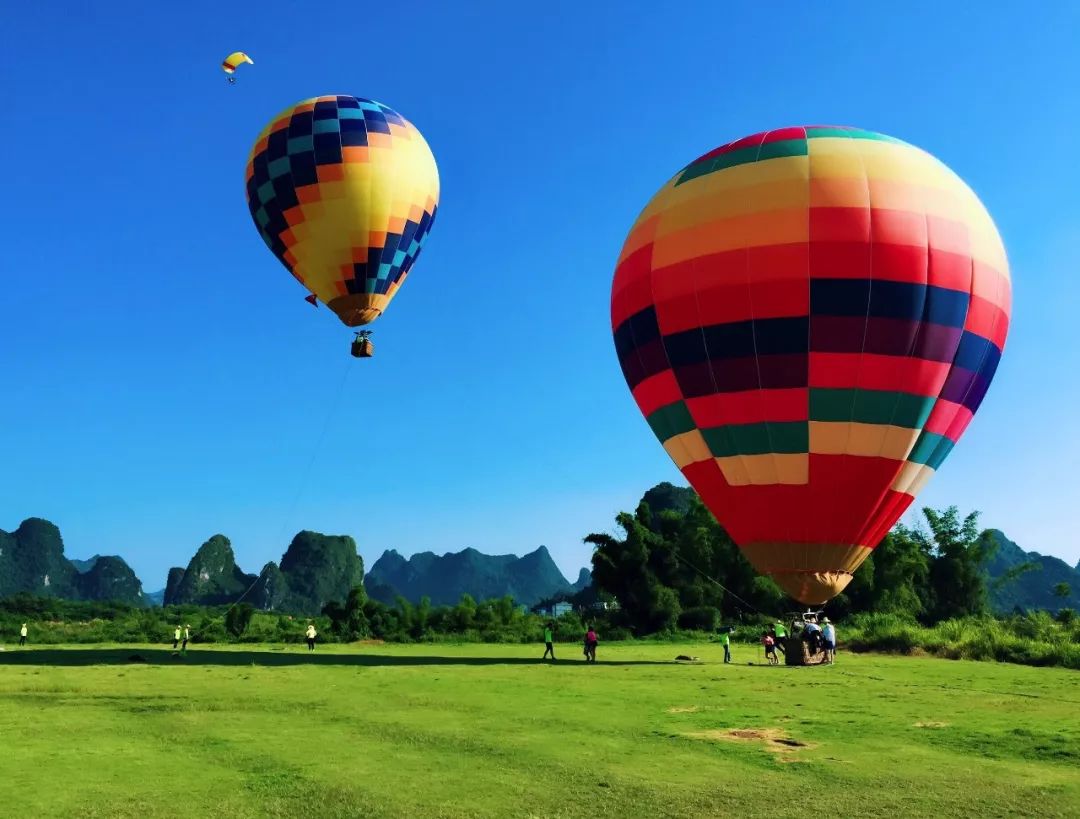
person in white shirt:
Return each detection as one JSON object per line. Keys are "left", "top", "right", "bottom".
{"left": 821, "top": 618, "right": 836, "bottom": 663}
{"left": 305, "top": 623, "right": 317, "bottom": 652}
{"left": 19, "top": 623, "right": 28, "bottom": 647}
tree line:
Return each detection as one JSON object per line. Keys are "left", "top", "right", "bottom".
{"left": 576, "top": 494, "right": 1073, "bottom": 635}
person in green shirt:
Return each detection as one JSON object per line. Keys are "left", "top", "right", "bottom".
{"left": 172, "top": 625, "right": 181, "bottom": 651}
{"left": 721, "top": 627, "right": 732, "bottom": 663}
{"left": 542, "top": 622, "right": 556, "bottom": 661}
{"left": 774, "top": 621, "right": 787, "bottom": 656}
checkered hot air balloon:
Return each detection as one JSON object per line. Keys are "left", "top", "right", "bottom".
{"left": 245, "top": 96, "right": 439, "bottom": 354}
{"left": 611, "top": 126, "right": 1011, "bottom": 605}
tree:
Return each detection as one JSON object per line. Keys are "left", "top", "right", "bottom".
{"left": 585, "top": 496, "right": 784, "bottom": 634}
{"left": 1053, "top": 582, "right": 1071, "bottom": 600}
{"left": 224, "top": 604, "right": 255, "bottom": 638}
{"left": 870, "top": 526, "right": 931, "bottom": 616}
{"left": 917, "top": 507, "right": 993, "bottom": 622}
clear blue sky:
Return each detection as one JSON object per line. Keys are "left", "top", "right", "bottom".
{"left": 2, "top": 1, "right": 1078, "bottom": 590}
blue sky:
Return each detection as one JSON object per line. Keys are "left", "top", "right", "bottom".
{"left": 2, "top": 1, "right": 1078, "bottom": 591}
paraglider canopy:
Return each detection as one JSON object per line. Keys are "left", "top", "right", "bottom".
{"left": 221, "top": 51, "right": 253, "bottom": 82}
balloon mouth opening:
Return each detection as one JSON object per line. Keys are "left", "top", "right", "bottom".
{"left": 737, "top": 542, "right": 872, "bottom": 606}
{"left": 327, "top": 294, "right": 386, "bottom": 327}
{"left": 768, "top": 571, "right": 854, "bottom": 606}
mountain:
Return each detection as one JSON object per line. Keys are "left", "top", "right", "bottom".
{"left": 984, "top": 530, "right": 1079, "bottom": 613}
{"left": 364, "top": 545, "right": 573, "bottom": 607}
{"left": 0, "top": 519, "right": 145, "bottom": 606}
{"left": 248, "top": 532, "right": 365, "bottom": 614}
{"left": 144, "top": 589, "right": 165, "bottom": 607}
{"left": 165, "top": 535, "right": 256, "bottom": 606}
{"left": 641, "top": 482, "right": 695, "bottom": 517}
{"left": 572, "top": 568, "right": 592, "bottom": 592}
{"left": 163, "top": 568, "right": 186, "bottom": 604}
{"left": 75, "top": 556, "right": 145, "bottom": 605}
{"left": 163, "top": 530, "right": 365, "bottom": 615}
{"left": 70, "top": 555, "right": 101, "bottom": 573}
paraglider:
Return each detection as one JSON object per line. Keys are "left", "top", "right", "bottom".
{"left": 222, "top": 51, "right": 253, "bottom": 83}
{"left": 245, "top": 95, "right": 440, "bottom": 357}
{"left": 610, "top": 126, "right": 1011, "bottom": 606}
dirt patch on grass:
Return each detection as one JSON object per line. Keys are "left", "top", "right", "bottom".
{"left": 914, "top": 721, "right": 949, "bottom": 729}
{"left": 683, "top": 728, "right": 816, "bottom": 759}
{"left": 666, "top": 706, "right": 700, "bottom": 714}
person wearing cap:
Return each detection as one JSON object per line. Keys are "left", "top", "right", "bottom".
{"left": 773, "top": 620, "right": 787, "bottom": 655}
{"left": 172, "top": 625, "right": 182, "bottom": 651}
{"left": 19, "top": 623, "right": 28, "bottom": 647}
{"left": 181, "top": 624, "right": 191, "bottom": 655}
{"left": 821, "top": 617, "right": 836, "bottom": 663}
{"left": 720, "top": 626, "right": 732, "bottom": 664}
{"left": 305, "top": 622, "right": 317, "bottom": 652}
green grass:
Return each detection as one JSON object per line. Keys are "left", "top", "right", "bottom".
{"left": 1, "top": 642, "right": 1078, "bottom": 818}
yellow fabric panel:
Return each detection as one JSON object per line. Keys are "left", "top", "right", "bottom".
{"left": 716, "top": 453, "right": 807, "bottom": 486}
{"left": 715, "top": 455, "right": 751, "bottom": 486}
{"left": 655, "top": 177, "right": 811, "bottom": 236}
{"left": 662, "top": 430, "right": 712, "bottom": 469}
{"left": 809, "top": 421, "right": 919, "bottom": 460}
{"left": 651, "top": 207, "right": 809, "bottom": 267}
{"left": 891, "top": 461, "right": 936, "bottom": 497}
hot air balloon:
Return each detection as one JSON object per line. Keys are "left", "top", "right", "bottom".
{"left": 611, "top": 126, "right": 1010, "bottom": 605}
{"left": 245, "top": 96, "right": 439, "bottom": 356}
{"left": 222, "top": 51, "right": 253, "bottom": 83}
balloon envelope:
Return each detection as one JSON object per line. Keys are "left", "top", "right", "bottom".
{"left": 245, "top": 95, "right": 439, "bottom": 327}
{"left": 611, "top": 126, "right": 1011, "bottom": 605}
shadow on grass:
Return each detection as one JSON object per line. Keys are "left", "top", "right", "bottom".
{"left": 0, "top": 648, "right": 674, "bottom": 668}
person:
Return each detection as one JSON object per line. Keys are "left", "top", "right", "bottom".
{"left": 19, "top": 623, "right": 27, "bottom": 647}
{"left": 584, "top": 627, "right": 598, "bottom": 663}
{"left": 774, "top": 620, "right": 787, "bottom": 654}
{"left": 172, "top": 625, "right": 181, "bottom": 651}
{"left": 181, "top": 624, "right": 191, "bottom": 655}
{"left": 821, "top": 617, "right": 836, "bottom": 663}
{"left": 720, "top": 627, "right": 732, "bottom": 663}
{"left": 804, "top": 618, "right": 822, "bottom": 654}
{"left": 542, "top": 622, "right": 556, "bottom": 661}
{"left": 762, "top": 631, "right": 778, "bottom": 665}
{"left": 305, "top": 622, "right": 317, "bottom": 652}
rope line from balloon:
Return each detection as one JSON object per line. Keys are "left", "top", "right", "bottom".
{"left": 224, "top": 356, "right": 355, "bottom": 615}
{"left": 669, "top": 550, "right": 782, "bottom": 623}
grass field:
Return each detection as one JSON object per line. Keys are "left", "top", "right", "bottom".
{"left": 1, "top": 642, "right": 1077, "bottom": 818}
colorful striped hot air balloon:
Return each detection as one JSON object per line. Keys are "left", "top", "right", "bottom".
{"left": 611, "top": 126, "right": 1011, "bottom": 605}
{"left": 245, "top": 96, "right": 439, "bottom": 353}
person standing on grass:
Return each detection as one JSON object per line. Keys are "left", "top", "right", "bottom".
{"left": 762, "top": 631, "right": 778, "bottom": 665}
{"left": 542, "top": 622, "right": 556, "bottom": 661}
{"left": 181, "top": 624, "right": 191, "bottom": 655}
{"left": 720, "top": 627, "right": 732, "bottom": 663}
{"left": 774, "top": 620, "right": 787, "bottom": 655}
{"left": 822, "top": 618, "right": 836, "bottom": 664}
{"left": 19, "top": 623, "right": 27, "bottom": 646}
{"left": 172, "top": 625, "right": 181, "bottom": 651}
{"left": 584, "top": 626, "right": 598, "bottom": 663}
{"left": 305, "top": 622, "right": 317, "bottom": 652}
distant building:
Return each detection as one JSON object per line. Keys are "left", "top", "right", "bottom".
{"left": 552, "top": 602, "right": 573, "bottom": 617}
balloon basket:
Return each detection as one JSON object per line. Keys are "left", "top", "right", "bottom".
{"left": 351, "top": 338, "right": 374, "bottom": 358}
